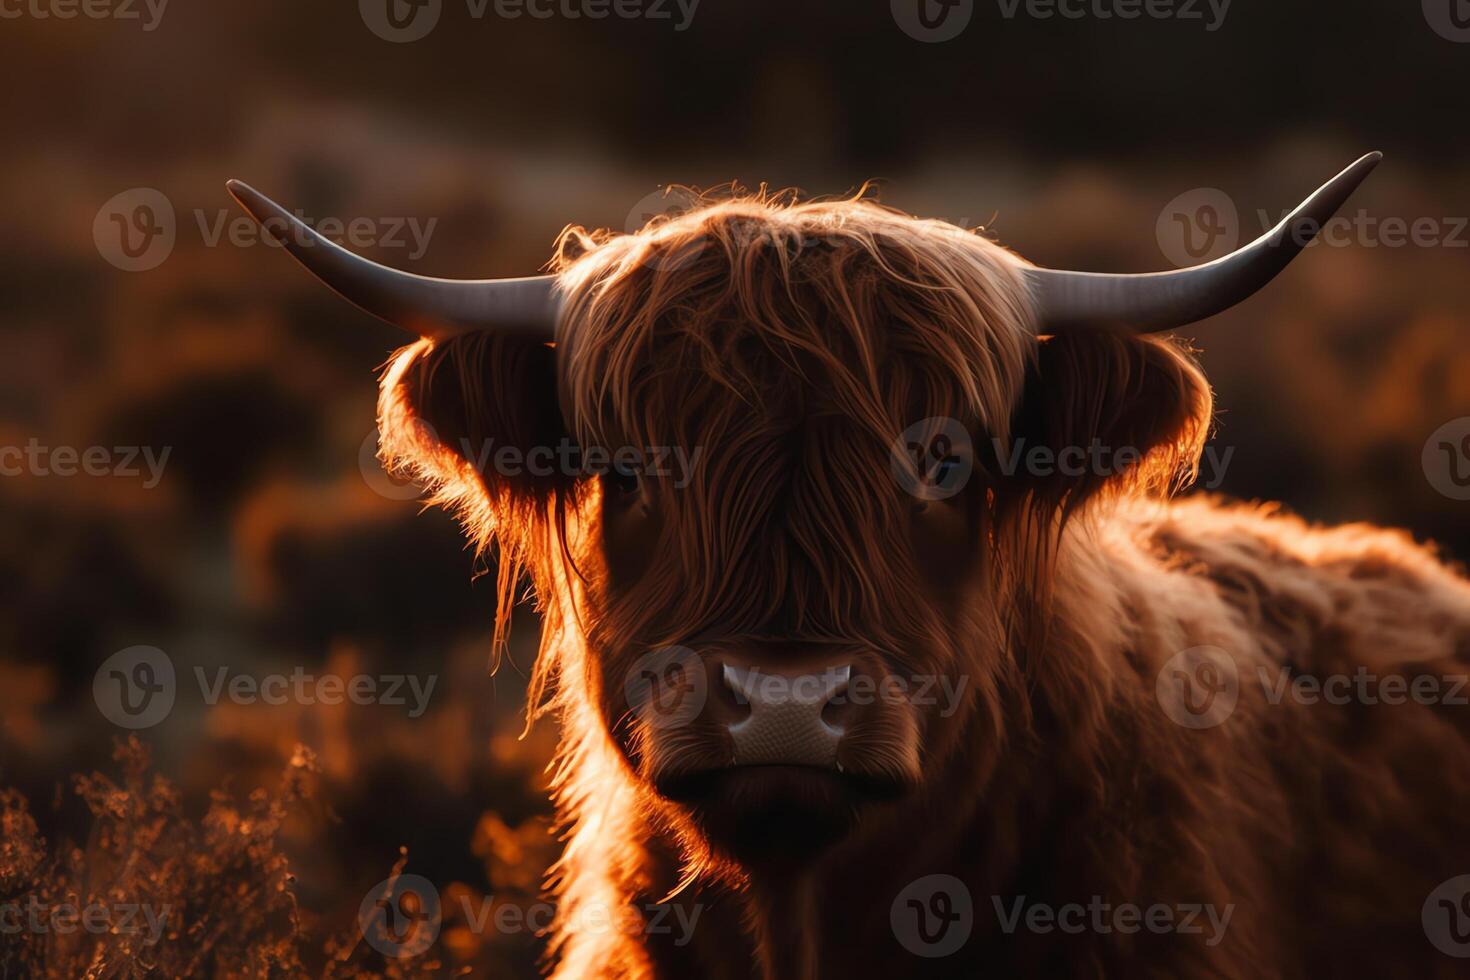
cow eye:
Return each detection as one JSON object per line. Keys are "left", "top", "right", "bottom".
{"left": 604, "top": 459, "right": 642, "bottom": 497}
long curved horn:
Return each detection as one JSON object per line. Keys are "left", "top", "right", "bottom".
{"left": 1024, "top": 152, "right": 1381, "bottom": 332}
{"left": 225, "top": 180, "right": 558, "bottom": 340}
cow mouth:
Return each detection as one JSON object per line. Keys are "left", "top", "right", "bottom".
{"left": 655, "top": 764, "right": 907, "bottom": 864}
{"left": 656, "top": 763, "right": 907, "bottom": 804}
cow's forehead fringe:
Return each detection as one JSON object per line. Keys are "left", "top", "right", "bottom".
{"left": 552, "top": 194, "right": 1036, "bottom": 453}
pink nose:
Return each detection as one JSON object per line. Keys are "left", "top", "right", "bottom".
{"left": 720, "top": 663, "right": 851, "bottom": 768}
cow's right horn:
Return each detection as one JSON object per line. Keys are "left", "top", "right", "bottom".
{"left": 226, "top": 180, "right": 559, "bottom": 341}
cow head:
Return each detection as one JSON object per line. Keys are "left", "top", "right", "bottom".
{"left": 228, "top": 154, "right": 1377, "bottom": 876}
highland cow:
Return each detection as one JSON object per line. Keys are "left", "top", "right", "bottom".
{"left": 229, "top": 152, "right": 1470, "bottom": 979}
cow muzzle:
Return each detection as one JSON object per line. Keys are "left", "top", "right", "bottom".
{"left": 720, "top": 662, "right": 851, "bottom": 769}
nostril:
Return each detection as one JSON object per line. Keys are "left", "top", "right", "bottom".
{"left": 719, "top": 664, "right": 755, "bottom": 717}
{"left": 824, "top": 665, "right": 851, "bottom": 703}
{"left": 820, "top": 665, "right": 854, "bottom": 734}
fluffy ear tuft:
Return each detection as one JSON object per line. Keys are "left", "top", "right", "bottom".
{"left": 1001, "top": 330, "right": 1213, "bottom": 517}
{"left": 379, "top": 334, "right": 575, "bottom": 510}
{"left": 377, "top": 334, "right": 578, "bottom": 648}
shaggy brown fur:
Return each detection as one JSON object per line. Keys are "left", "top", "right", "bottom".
{"left": 376, "top": 190, "right": 1470, "bottom": 978}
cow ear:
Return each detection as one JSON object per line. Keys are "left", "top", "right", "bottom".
{"left": 1000, "top": 330, "right": 1212, "bottom": 516}
{"left": 379, "top": 334, "right": 577, "bottom": 507}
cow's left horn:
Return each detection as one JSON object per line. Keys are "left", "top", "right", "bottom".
{"left": 1024, "top": 151, "right": 1381, "bottom": 333}
{"left": 225, "top": 180, "right": 558, "bottom": 340}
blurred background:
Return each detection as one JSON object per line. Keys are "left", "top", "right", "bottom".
{"left": 2, "top": 0, "right": 1469, "bottom": 974}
